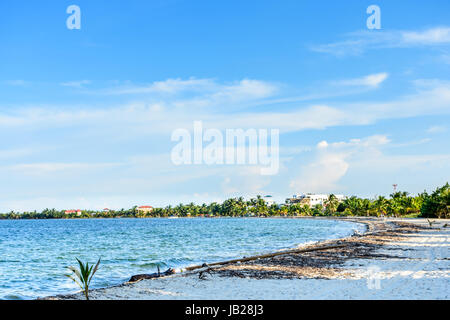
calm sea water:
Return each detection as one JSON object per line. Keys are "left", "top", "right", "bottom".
{"left": 0, "top": 218, "right": 365, "bottom": 300}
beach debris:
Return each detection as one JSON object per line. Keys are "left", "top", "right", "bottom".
{"left": 211, "top": 220, "right": 422, "bottom": 280}
{"left": 129, "top": 268, "right": 175, "bottom": 282}
{"left": 183, "top": 244, "right": 347, "bottom": 273}
{"left": 198, "top": 268, "right": 212, "bottom": 280}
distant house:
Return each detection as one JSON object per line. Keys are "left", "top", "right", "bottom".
{"left": 286, "top": 195, "right": 310, "bottom": 206}
{"left": 286, "top": 194, "right": 346, "bottom": 207}
{"left": 103, "top": 208, "right": 110, "bottom": 213}
{"left": 65, "top": 209, "right": 82, "bottom": 216}
{"left": 263, "top": 195, "right": 275, "bottom": 206}
{"left": 137, "top": 206, "right": 153, "bottom": 214}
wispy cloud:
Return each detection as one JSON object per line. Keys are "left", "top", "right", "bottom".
{"left": 295, "top": 135, "right": 390, "bottom": 194}
{"left": 10, "top": 162, "right": 122, "bottom": 175}
{"left": 95, "top": 78, "right": 278, "bottom": 101}
{"left": 0, "top": 148, "right": 35, "bottom": 160}
{"left": 103, "top": 78, "right": 216, "bottom": 95}
{"left": 60, "top": 80, "right": 91, "bottom": 88}
{"left": 402, "top": 27, "right": 450, "bottom": 45}
{"left": 289, "top": 134, "right": 450, "bottom": 194}
{"left": 427, "top": 125, "right": 447, "bottom": 134}
{"left": 289, "top": 135, "right": 391, "bottom": 193}
{"left": 0, "top": 76, "right": 449, "bottom": 211}
{"left": 2, "top": 80, "right": 30, "bottom": 86}
{"left": 333, "top": 72, "right": 389, "bottom": 88}
{"left": 311, "top": 27, "right": 450, "bottom": 56}
{"left": 1, "top": 78, "right": 450, "bottom": 135}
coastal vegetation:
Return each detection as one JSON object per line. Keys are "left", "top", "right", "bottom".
{"left": 1, "top": 183, "right": 448, "bottom": 220}
{"left": 66, "top": 258, "right": 101, "bottom": 300}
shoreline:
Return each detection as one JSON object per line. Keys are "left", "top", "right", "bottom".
{"left": 176, "top": 217, "right": 368, "bottom": 273}
{"left": 42, "top": 217, "right": 368, "bottom": 300}
{"left": 44, "top": 217, "right": 450, "bottom": 300}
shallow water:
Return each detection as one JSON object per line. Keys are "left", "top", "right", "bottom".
{"left": 0, "top": 217, "right": 365, "bottom": 300}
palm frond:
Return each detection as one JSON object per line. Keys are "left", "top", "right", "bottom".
{"left": 66, "top": 257, "right": 101, "bottom": 300}
{"left": 65, "top": 274, "right": 84, "bottom": 290}
{"left": 89, "top": 258, "right": 101, "bottom": 285}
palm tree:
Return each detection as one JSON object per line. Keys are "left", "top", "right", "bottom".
{"left": 387, "top": 200, "right": 401, "bottom": 217}
{"left": 255, "top": 195, "right": 268, "bottom": 216}
{"left": 312, "top": 204, "right": 324, "bottom": 216}
{"left": 324, "top": 194, "right": 339, "bottom": 215}
{"left": 373, "top": 196, "right": 388, "bottom": 217}
{"left": 420, "top": 183, "right": 450, "bottom": 219}
{"left": 343, "top": 196, "right": 363, "bottom": 216}
{"left": 66, "top": 258, "right": 101, "bottom": 300}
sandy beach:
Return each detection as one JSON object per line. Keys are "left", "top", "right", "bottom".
{"left": 47, "top": 218, "right": 449, "bottom": 300}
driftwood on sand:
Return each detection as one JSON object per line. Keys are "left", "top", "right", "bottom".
{"left": 126, "top": 244, "right": 347, "bottom": 282}
{"left": 183, "top": 244, "right": 347, "bottom": 272}
{"left": 128, "top": 267, "right": 175, "bottom": 282}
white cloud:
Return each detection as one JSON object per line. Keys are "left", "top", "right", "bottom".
{"left": 412, "top": 78, "right": 450, "bottom": 88}
{"left": 0, "top": 148, "right": 34, "bottom": 159}
{"left": 290, "top": 152, "right": 349, "bottom": 193}
{"left": 427, "top": 125, "right": 447, "bottom": 134}
{"left": 312, "top": 27, "right": 450, "bottom": 56}
{"left": 317, "top": 141, "right": 328, "bottom": 149}
{"left": 2, "top": 80, "right": 29, "bottom": 86}
{"left": 391, "top": 138, "right": 431, "bottom": 148}
{"left": 335, "top": 73, "right": 389, "bottom": 88}
{"left": 209, "top": 79, "right": 278, "bottom": 101}
{"left": 402, "top": 27, "right": 450, "bottom": 44}
{"left": 221, "top": 167, "right": 271, "bottom": 196}
{"left": 290, "top": 135, "right": 389, "bottom": 193}
{"left": 327, "top": 135, "right": 390, "bottom": 149}
{"left": 1, "top": 78, "right": 450, "bottom": 136}
{"left": 290, "top": 133, "right": 450, "bottom": 196}
{"left": 0, "top": 76, "right": 449, "bottom": 211}
{"left": 0, "top": 152, "right": 277, "bottom": 211}
{"left": 60, "top": 80, "right": 91, "bottom": 88}
{"left": 351, "top": 153, "right": 450, "bottom": 170}
{"left": 10, "top": 162, "right": 121, "bottom": 175}
{"left": 96, "top": 78, "right": 278, "bottom": 102}
{"left": 105, "top": 78, "right": 216, "bottom": 95}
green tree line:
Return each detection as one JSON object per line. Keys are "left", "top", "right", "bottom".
{"left": 1, "top": 183, "right": 448, "bottom": 220}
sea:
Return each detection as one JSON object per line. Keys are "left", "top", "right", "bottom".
{"left": 0, "top": 217, "right": 366, "bottom": 299}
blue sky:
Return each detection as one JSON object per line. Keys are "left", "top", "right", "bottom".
{"left": 0, "top": 0, "right": 449, "bottom": 211}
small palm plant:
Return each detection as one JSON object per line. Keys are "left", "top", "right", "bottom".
{"left": 66, "top": 258, "right": 101, "bottom": 300}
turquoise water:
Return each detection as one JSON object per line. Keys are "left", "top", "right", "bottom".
{"left": 0, "top": 218, "right": 365, "bottom": 300}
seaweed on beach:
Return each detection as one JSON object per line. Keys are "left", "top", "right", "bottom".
{"left": 208, "top": 220, "right": 423, "bottom": 280}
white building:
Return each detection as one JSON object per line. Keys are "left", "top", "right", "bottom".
{"left": 307, "top": 194, "right": 329, "bottom": 206}
{"left": 287, "top": 194, "right": 346, "bottom": 207}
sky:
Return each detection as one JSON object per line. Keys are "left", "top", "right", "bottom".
{"left": 0, "top": 0, "right": 449, "bottom": 211}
